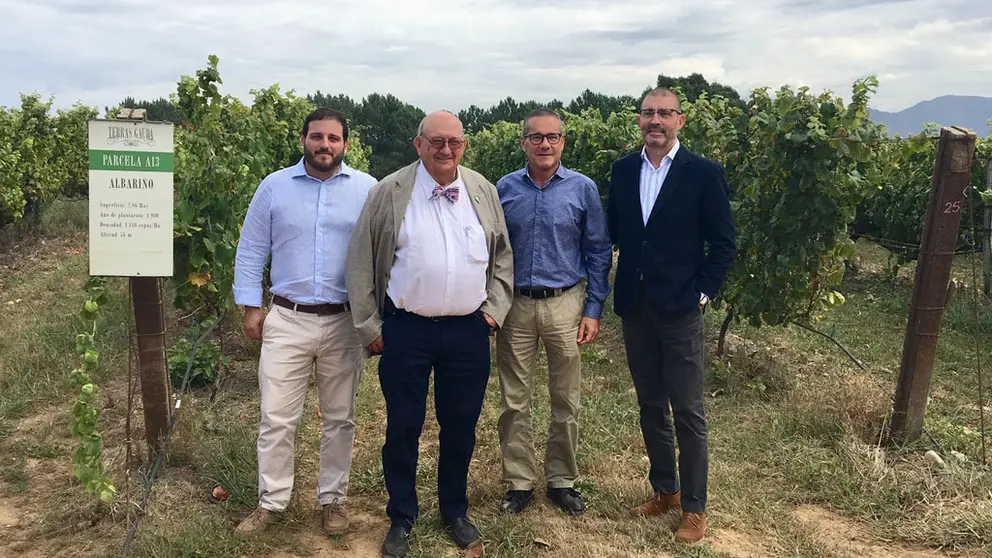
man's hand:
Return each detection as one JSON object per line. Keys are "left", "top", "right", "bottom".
{"left": 577, "top": 317, "right": 600, "bottom": 345}
{"left": 368, "top": 336, "right": 384, "bottom": 355}
{"left": 244, "top": 306, "right": 265, "bottom": 340}
{"left": 483, "top": 312, "right": 497, "bottom": 336}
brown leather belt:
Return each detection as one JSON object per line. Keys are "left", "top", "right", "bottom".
{"left": 272, "top": 295, "right": 349, "bottom": 315}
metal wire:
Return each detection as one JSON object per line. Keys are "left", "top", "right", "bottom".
{"left": 124, "top": 283, "right": 135, "bottom": 534}
{"left": 789, "top": 319, "right": 945, "bottom": 453}
{"left": 967, "top": 186, "right": 988, "bottom": 466}
{"left": 120, "top": 309, "right": 228, "bottom": 557}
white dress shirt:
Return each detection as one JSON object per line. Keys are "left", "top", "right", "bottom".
{"left": 386, "top": 162, "right": 489, "bottom": 317}
{"left": 639, "top": 139, "right": 680, "bottom": 225}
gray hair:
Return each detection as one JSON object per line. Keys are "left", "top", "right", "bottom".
{"left": 639, "top": 87, "right": 680, "bottom": 109}
{"left": 522, "top": 108, "right": 562, "bottom": 136}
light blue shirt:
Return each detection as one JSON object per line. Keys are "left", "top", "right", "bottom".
{"left": 233, "top": 158, "right": 377, "bottom": 308}
{"left": 639, "top": 139, "right": 680, "bottom": 225}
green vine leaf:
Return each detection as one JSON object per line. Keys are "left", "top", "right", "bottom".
{"left": 69, "top": 277, "right": 115, "bottom": 503}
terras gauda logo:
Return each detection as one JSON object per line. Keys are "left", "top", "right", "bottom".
{"left": 106, "top": 125, "right": 156, "bottom": 147}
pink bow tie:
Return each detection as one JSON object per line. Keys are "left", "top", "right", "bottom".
{"left": 431, "top": 185, "right": 459, "bottom": 203}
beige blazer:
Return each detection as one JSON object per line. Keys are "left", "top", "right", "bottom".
{"left": 344, "top": 161, "right": 514, "bottom": 348}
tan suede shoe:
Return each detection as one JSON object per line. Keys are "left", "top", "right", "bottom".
{"left": 235, "top": 506, "right": 276, "bottom": 535}
{"left": 675, "top": 511, "right": 707, "bottom": 543}
{"left": 630, "top": 491, "right": 681, "bottom": 516}
{"left": 322, "top": 502, "right": 349, "bottom": 535}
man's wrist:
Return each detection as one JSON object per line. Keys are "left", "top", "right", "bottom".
{"left": 582, "top": 301, "right": 604, "bottom": 320}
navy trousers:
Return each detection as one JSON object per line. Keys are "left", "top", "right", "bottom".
{"left": 378, "top": 300, "right": 492, "bottom": 528}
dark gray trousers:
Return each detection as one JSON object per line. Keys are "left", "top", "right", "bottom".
{"left": 621, "top": 291, "right": 708, "bottom": 514}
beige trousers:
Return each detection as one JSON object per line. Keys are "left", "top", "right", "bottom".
{"left": 256, "top": 304, "right": 364, "bottom": 512}
{"left": 496, "top": 284, "right": 585, "bottom": 491}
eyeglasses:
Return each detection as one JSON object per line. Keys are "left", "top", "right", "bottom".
{"left": 524, "top": 133, "right": 563, "bottom": 145}
{"left": 422, "top": 136, "right": 466, "bottom": 150}
{"left": 638, "top": 108, "right": 682, "bottom": 119}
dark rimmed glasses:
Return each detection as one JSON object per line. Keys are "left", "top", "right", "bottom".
{"left": 524, "top": 132, "right": 563, "bottom": 145}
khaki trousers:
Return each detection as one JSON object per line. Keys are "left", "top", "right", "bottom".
{"left": 256, "top": 304, "right": 364, "bottom": 512}
{"left": 496, "top": 284, "right": 585, "bottom": 491}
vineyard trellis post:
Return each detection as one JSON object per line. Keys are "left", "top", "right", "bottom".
{"left": 889, "top": 126, "right": 977, "bottom": 444}
{"left": 130, "top": 274, "right": 170, "bottom": 457}
{"left": 983, "top": 158, "right": 991, "bottom": 297}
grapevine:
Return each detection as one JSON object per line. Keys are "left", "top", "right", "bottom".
{"left": 69, "top": 276, "right": 116, "bottom": 503}
{"left": 171, "top": 55, "right": 372, "bottom": 319}
{"left": 464, "top": 80, "right": 888, "bottom": 341}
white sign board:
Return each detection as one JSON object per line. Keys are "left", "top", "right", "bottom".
{"left": 88, "top": 119, "right": 174, "bottom": 276}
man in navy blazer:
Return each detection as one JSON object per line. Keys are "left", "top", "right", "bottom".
{"left": 606, "top": 87, "right": 736, "bottom": 544}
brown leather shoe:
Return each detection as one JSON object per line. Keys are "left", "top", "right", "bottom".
{"left": 322, "top": 502, "right": 349, "bottom": 535}
{"left": 630, "top": 491, "right": 681, "bottom": 516}
{"left": 675, "top": 511, "right": 707, "bottom": 543}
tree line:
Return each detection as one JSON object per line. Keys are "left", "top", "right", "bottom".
{"left": 2, "top": 56, "right": 989, "bottom": 345}
{"left": 116, "top": 72, "right": 743, "bottom": 180}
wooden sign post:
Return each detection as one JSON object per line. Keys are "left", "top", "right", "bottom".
{"left": 88, "top": 108, "right": 173, "bottom": 456}
{"left": 890, "top": 126, "right": 977, "bottom": 444}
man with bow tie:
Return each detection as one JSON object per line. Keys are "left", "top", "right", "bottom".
{"left": 345, "top": 110, "right": 514, "bottom": 558}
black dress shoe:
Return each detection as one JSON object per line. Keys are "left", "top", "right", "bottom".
{"left": 547, "top": 486, "right": 587, "bottom": 515}
{"left": 443, "top": 516, "right": 481, "bottom": 549}
{"left": 500, "top": 489, "right": 534, "bottom": 514}
{"left": 382, "top": 524, "right": 410, "bottom": 558}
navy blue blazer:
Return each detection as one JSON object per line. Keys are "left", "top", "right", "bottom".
{"left": 606, "top": 145, "right": 736, "bottom": 319}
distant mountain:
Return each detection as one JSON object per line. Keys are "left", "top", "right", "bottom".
{"left": 869, "top": 95, "right": 992, "bottom": 137}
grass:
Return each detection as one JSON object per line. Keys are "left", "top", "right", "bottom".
{"left": 1, "top": 204, "right": 990, "bottom": 557}
{"left": 0, "top": 199, "right": 131, "bottom": 426}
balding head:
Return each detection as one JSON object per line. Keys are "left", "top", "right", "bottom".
{"left": 417, "top": 110, "right": 464, "bottom": 137}
{"left": 414, "top": 110, "right": 466, "bottom": 186}
{"left": 640, "top": 87, "right": 679, "bottom": 108}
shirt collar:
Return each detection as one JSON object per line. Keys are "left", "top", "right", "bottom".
{"left": 417, "top": 161, "right": 463, "bottom": 197}
{"left": 640, "top": 139, "right": 681, "bottom": 167}
{"left": 291, "top": 157, "right": 354, "bottom": 180}
{"left": 524, "top": 162, "right": 568, "bottom": 186}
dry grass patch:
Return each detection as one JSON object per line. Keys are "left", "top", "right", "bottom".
{"left": 2, "top": 206, "right": 990, "bottom": 558}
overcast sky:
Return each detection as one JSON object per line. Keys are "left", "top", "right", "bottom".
{"left": 2, "top": 0, "right": 990, "bottom": 114}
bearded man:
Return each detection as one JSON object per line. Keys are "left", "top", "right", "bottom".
{"left": 232, "top": 107, "right": 378, "bottom": 537}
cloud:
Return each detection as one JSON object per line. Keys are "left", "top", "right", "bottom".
{"left": 1, "top": 0, "right": 989, "bottom": 115}
{"left": 779, "top": 0, "right": 915, "bottom": 13}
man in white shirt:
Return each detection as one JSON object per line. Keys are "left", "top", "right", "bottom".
{"left": 345, "top": 111, "right": 513, "bottom": 558}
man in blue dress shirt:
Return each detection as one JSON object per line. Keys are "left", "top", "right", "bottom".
{"left": 231, "top": 108, "right": 377, "bottom": 537}
{"left": 494, "top": 108, "right": 612, "bottom": 516}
